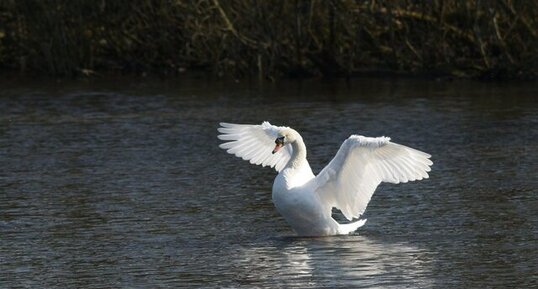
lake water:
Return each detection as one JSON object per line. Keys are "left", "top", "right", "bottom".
{"left": 1, "top": 77, "right": 537, "bottom": 288}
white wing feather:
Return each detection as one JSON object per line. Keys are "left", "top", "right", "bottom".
{"left": 217, "top": 122, "right": 293, "bottom": 172}
{"left": 315, "top": 135, "right": 432, "bottom": 220}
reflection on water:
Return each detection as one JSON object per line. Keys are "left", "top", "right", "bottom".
{"left": 0, "top": 77, "right": 536, "bottom": 288}
{"left": 236, "top": 236, "right": 433, "bottom": 288}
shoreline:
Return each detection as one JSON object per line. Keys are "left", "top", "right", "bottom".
{"left": 0, "top": 67, "right": 536, "bottom": 84}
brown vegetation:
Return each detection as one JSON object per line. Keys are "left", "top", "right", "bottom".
{"left": 0, "top": 0, "right": 536, "bottom": 79}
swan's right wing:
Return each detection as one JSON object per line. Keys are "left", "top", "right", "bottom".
{"left": 314, "top": 135, "right": 432, "bottom": 220}
{"left": 218, "top": 122, "right": 293, "bottom": 172}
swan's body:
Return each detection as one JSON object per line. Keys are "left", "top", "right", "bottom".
{"left": 218, "top": 122, "right": 432, "bottom": 236}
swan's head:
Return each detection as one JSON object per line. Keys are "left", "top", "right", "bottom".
{"left": 272, "top": 128, "right": 298, "bottom": 154}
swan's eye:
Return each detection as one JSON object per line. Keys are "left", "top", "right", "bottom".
{"left": 275, "top": 136, "right": 285, "bottom": 144}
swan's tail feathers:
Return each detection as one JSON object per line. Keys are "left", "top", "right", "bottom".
{"left": 339, "top": 219, "right": 367, "bottom": 235}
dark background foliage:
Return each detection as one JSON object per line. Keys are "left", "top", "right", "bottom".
{"left": 0, "top": 0, "right": 536, "bottom": 79}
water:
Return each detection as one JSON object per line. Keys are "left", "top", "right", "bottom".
{"left": 1, "top": 77, "right": 537, "bottom": 288}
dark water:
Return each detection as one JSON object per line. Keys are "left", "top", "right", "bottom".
{"left": 1, "top": 77, "right": 537, "bottom": 288}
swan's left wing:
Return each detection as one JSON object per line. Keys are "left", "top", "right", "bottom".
{"left": 314, "top": 135, "right": 432, "bottom": 220}
{"left": 218, "top": 122, "right": 293, "bottom": 172}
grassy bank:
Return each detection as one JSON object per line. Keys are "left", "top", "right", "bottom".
{"left": 0, "top": 0, "right": 536, "bottom": 79}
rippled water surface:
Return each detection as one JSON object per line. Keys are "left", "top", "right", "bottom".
{"left": 1, "top": 78, "right": 537, "bottom": 288}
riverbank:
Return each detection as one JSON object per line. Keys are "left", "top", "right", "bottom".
{"left": 0, "top": 1, "right": 536, "bottom": 80}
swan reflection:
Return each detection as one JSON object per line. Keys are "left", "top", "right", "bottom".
{"left": 236, "top": 234, "right": 433, "bottom": 288}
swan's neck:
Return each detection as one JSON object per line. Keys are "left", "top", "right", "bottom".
{"left": 286, "top": 136, "right": 308, "bottom": 169}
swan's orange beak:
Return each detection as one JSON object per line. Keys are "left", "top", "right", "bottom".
{"left": 272, "top": 136, "right": 285, "bottom": 154}
{"left": 272, "top": 143, "right": 283, "bottom": 154}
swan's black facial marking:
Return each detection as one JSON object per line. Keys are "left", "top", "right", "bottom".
{"left": 272, "top": 136, "right": 285, "bottom": 154}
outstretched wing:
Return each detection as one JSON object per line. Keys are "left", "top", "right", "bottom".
{"left": 217, "top": 122, "right": 293, "bottom": 172}
{"left": 314, "top": 135, "right": 432, "bottom": 220}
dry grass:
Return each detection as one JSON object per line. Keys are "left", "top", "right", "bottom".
{"left": 0, "top": 0, "right": 536, "bottom": 79}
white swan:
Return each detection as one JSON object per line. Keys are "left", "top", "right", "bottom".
{"left": 218, "top": 121, "right": 432, "bottom": 236}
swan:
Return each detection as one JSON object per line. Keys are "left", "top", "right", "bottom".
{"left": 218, "top": 122, "right": 432, "bottom": 236}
